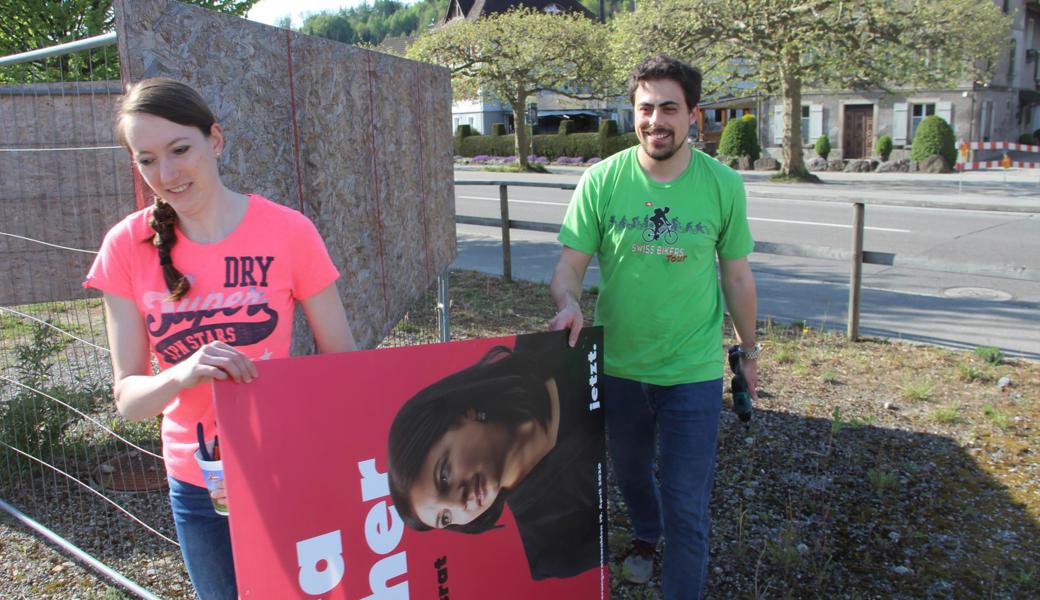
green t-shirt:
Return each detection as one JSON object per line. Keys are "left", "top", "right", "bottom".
{"left": 558, "top": 147, "right": 754, "bottom": 385}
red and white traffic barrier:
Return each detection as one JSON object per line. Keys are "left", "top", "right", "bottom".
{"left": 957, "top": 160, "right": 1040, "bottom": 171}
{"left": 966, "top": 141, "right": 1040, "bottom": 153}
{"left": 956, "top": 140, "right": 1040, "bottom": 170}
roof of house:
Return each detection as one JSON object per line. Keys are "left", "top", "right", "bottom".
{"left": 440, "top": 0, "right": 596, "bottom": 25}
{"left": 378, "top": 35, "right": 414, "bottom": 56}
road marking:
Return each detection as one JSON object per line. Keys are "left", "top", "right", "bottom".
{"left": 457, "top": 195, "right": 569, "bottom": 207}
{"left": 459, "top": 195, "right": 910, "bottom": 232}
{"left": 749, "top": 216, "right": 910, "bottom": 233}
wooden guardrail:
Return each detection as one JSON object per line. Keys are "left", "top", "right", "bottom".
{"left": 454, "top": 181, "right": 1036, "bottom": 340}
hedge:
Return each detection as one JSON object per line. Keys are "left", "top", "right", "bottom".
{"left": 454, "top": 119, "right": 639, "bottom": 160}
{"left": 909, "top": 115, "right": 956, "bottom": 165}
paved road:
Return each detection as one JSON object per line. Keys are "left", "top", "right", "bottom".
{"left": 451, "top": 167, "right": 1040, "bottom": 359}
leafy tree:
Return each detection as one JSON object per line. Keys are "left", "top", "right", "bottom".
{"left": 299, "top": 0, "right": 447, "bottom": 47}
{"left": 0, "top": 0, "right": 259, "bottom": 83}
{"left": 408, "top": 7, "right": 613, "bottom": 169}
{"left": 610, "top": 0, "right": 1010, "bottom": 180}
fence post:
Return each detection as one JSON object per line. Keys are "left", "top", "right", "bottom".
{"left": 848, "top": 202, "right": 864, "bottom": 341}
{"left": 437, "top": 269, "right": 451, "bottom": 343}
{"left": 499, "top": 184, "right": 512, "bottom": 282}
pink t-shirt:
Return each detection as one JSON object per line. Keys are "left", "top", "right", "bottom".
{"left": 84, "top": 194, "right": 339, "bottom": 486}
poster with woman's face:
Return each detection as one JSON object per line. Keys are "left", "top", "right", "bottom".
{"left": 212, "top": 328, "right": 607, "bottom": 599}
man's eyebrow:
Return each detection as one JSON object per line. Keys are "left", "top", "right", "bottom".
{"left": 637, "top": 100, "right": 681, "bottom": 108}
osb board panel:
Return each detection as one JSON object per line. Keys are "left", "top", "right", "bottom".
{"left": 0, "top": 87, "right": 135, "bottom": 305}
{"left": 0, "top": 249, "right": 97, "bottom": 306}
{"left": 114, "top": 0, "right": 456, "bottom": 349}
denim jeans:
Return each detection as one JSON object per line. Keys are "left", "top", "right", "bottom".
{"left": 603, "top": 375, "right": 723, "bottom": 600}
{"left": 168, "top": 477, "right": 238, "bottom": 600}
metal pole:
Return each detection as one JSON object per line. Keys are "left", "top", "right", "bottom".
{"left": 437, "top": 269, "right": 450, "bottom": 343}
{"left": 0, "top": 32, "right": 117, "bottom": 67}
{"left": 0, "top": 497, "right": 162, "bottom": 600}
{"left": 848, "top": 202, "right": 865, "bottom": 341}
{"left": 499, "top": 184, "right": 512, "bottom": 282}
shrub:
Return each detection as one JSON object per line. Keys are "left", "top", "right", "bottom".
{"left": 598, "top": 118, "right": 618, "bottom": 137}
{"left": 718, "top": 115, "right": 760, "bottom": 161}
{"left": 875, "top": 135, "right": 893, "bottom": 161}
{"left": 815, "top": 135, "right": 831, "bottom": 159}
{"left": 741, "top": 114, "right": 761, "bottom": 161}
{"left": 558, "top": 120, "right": 576, "bottom": 135}
{"left": 909, "top": 115, "right": 956, "bottom": 165}
{"left": 1018, "top": 133, "right": 1036, "bottom": 145}
{"left": 491, "top": 123, "right": 506, "bottom": 136}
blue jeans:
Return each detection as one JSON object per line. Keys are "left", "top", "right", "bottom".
{"left": 603, "top": 375, "right": 723, "bottom": 600}
{"left": 168, "top": 477, "right": 238, "bottom": 600}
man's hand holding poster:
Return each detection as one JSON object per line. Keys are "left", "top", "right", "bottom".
{"left": 212, "top": 328, "right": 608, "bottom": 599}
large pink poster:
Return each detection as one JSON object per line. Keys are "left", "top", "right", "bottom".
{"left": 213, "top": 328, "right": 608, "bottom": 599}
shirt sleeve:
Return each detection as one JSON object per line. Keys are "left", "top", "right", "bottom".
{"left": 290, "top": 213, "right": 340, "bottom": 300}
{"left": 715, "top": 170, "right": 755, "bottom": 260}
{"left": 557, "top": 169, "right": 602, "bottom": 255}
{"left": 82, "top": 218, "right": 136, "bottom": 299}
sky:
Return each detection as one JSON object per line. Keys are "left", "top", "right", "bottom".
{"left": 247, "top": 0, "right": 414, "bottom": 28}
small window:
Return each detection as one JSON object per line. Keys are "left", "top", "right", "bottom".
{"left": 801, "top": 105, "right": 810, "bottom": 137}
{"left": 910, "top": 103, "right": 935, "bottom": 139}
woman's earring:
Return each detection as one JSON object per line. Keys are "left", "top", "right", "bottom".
{"left": 475, "top": 411, "right": 487, "bottom": 423}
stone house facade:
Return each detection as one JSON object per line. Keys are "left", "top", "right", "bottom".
{"left": 760, "top": 0, "right": 1040, "bottom": 163}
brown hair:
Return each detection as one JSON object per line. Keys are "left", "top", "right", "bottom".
{"left": 627, "top": 54, "right": 702, "bottom": 111}
{"left": 116, "top": 78, "right": 218, "bottom": 300}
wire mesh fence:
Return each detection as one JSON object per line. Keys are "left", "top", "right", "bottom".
{"left": 0, "top": 39, "right": 450, "bottom": 599}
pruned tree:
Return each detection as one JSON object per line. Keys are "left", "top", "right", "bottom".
{"left": 407, "top": 7, "right": 614, "bottom": 169}
{"left": 611, "top": 0, "right": 1010, "bottom": 179}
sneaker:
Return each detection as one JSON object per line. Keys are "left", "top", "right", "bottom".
{"left": 621, "top": 539, "right": 656, "bottom": 584}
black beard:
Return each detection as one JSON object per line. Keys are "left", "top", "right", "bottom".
{"left": 641, "top": 131, "right": 681, "bottom": 161}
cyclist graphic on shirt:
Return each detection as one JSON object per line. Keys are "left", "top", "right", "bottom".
{"left": 649, "top": 207, "right": 670, "bottom": 240}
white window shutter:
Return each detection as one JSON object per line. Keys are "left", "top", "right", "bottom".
{"left": 809, "top": 104, "right": 823, "bottom": 142}
{"left": 936, "top": 101, "right": 953, "bottom": 129}
{"left": 893, "top": 103, "right": 909, "bottom": 145}
{"left": 773, "top": 104, "right": 783, "bottom": 144}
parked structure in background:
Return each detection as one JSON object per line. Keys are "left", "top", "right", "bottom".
{"left": 759, "top": 0, "right": 1040, "bottom": 162}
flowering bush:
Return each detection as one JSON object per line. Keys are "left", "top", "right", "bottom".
{"left": 554, "top": 156, "right": 585, "bottom": 165}
{"left": 471, "top": 155, "right": 492, "bottom": 163}
{"left": 585, "top": 157, "right": 601, "bottom": 165}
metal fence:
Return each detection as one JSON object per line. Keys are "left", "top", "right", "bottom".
{"left": 0, "top": 36, "right": 449, "bottom": 599}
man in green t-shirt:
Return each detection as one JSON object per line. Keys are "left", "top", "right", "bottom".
{"left": 549, "top": 55, "right": 760, "bottom": 600}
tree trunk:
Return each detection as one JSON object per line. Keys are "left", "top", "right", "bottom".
{"left": 511, "top": 100, "right": 530, "bottom": 170}
{"left": 780, "top": 57, "right": 809, "bottom": 178}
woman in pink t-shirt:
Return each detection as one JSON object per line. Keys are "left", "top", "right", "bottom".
{"left": 85, "top": 78, "right": 356, "bottom": 600}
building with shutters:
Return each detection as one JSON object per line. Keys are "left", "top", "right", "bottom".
{"left": 759, "top": 0, "right": 1040, "bottom": 162}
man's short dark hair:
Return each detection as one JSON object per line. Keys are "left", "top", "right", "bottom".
{"left": 627, "top": 55, "right": 702, "bottom": 111}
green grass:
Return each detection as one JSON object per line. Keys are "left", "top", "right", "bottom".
{"left": 958, "top": 363, "right": 993, "bottom": 383}
{"left": 930, "top": 405, "right": 963, "bottom": 425}
{"left": 902, "top": 379, "right": 934, "bottom": 402}
{"left": 982, "top": 404, "right": 1014, "bottom": 430}
{"left": 974, "top": 346, "right": 1005, "bottom": 366}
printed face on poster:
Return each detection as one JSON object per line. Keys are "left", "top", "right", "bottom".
{"left": 212, "top": 328, "right": 608, "bottom": 599}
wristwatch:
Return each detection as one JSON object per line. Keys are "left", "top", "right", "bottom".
{"left": 737, "top": 344, "right": 762, "bottom": 360}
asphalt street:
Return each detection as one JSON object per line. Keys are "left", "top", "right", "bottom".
{"left": 451, "top": 166, "right": 1040, "bottom": 359}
